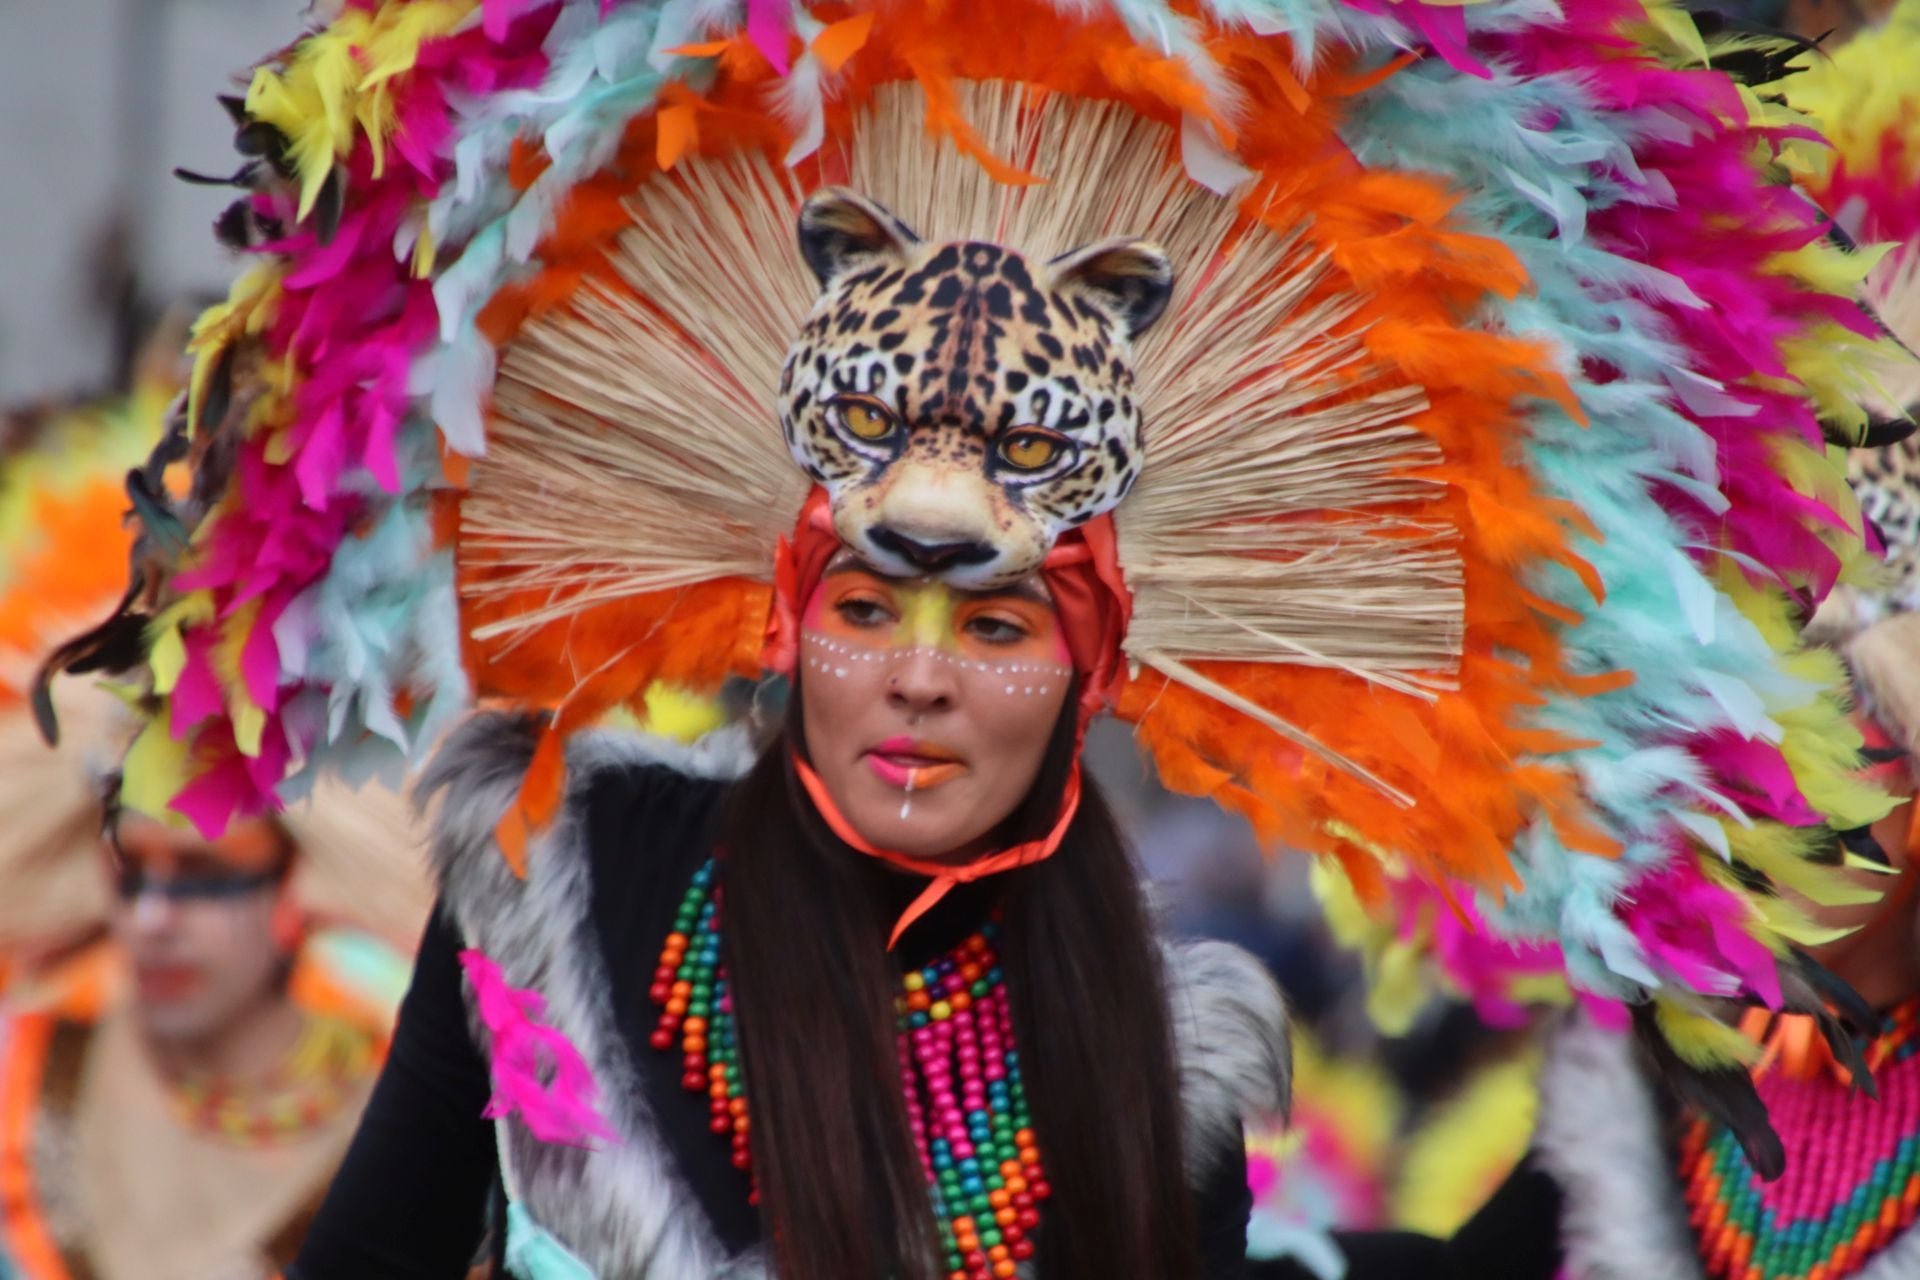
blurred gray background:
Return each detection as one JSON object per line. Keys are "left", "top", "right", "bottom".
{"left": 0, "top": 0, "right": 302, "bottom": 400}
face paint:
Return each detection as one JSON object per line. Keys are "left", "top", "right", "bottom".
{"left": 796, "top": 561, "right": 1075, "bottom": 863}
{"left": 801, "top": 564, "right": 1072, "bottom": 703}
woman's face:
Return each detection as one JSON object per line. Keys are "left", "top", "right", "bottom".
{"left": 797, "top": 556, "right": 1074, "bottom": 862}
{"left": 105, "top": 814, "right": 292, "bottom": 1044}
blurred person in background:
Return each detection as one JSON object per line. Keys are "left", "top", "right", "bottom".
{"left": 0, "top": 371, "right": 433, "bottom": 1280}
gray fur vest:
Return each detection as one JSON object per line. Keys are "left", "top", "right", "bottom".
{"left": 420, "top": 714, "right": 1292, "bottom": 1280}
{"left": 1536, "top": 1016, "right": 1920, "bottom": 1280}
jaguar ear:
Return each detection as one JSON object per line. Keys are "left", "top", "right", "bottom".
{"left": 797, "top": 188, "right": 922, "bottom": 288}
{"left": 1047, "top": 238, "right": 1175, "bottom": 339}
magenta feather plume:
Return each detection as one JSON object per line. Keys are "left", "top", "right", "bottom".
{"left": 460, "top": 948, "right": 617, "bottom": 1148}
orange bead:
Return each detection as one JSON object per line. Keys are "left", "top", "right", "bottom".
{"left": 953, "top": 1217, "right": 974, "bottom": 1234}
{"left": 728, "top": 1097, "right": 748, "bottom": 1117}
{"left": 994, "top": 1208, "right": 1016, "bottom": 1227}
{"left": 709, "top": 1082, "right": 729, "bottom": 1100}
{"left": 1015, "top": 1129, "right": 1035, "bottom": 1147}
{"left": 683, "top": 1016, "right": 707, "bottom": 1034}
{"left": 999, "top": 1160, "right": 1021, "bottom": 1179}
{"left": 670, "top": 981, "right": 692, "bottom": 998}
{"left": 1004, "top": 1176, "right": 1027, "bottom": 1195}
{"left": 666, "top": 998, "right": 688, "bottom": 1016}
{"left": 684, "top": 1035, "right": 707, "bottom": 1054}
{"left": 993, "top": 1262, "right": 1016, "bottom": 1278}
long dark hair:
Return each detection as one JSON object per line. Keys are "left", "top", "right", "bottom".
{"left": 717, "top": 685, "right": 1199, "bottom": 1279}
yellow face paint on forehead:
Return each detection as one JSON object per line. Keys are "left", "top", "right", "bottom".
{"left": 802, "top": 564, "right": 1072, "bottom": 667}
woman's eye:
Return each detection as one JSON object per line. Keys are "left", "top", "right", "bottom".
{"left": 964, "top": 614, "right": 1030, "bottom": 644}
{"left": 835, "top": 598, "right": 893, "bottom": 627}
{"left": 998, "top": 429, "right": 1064, "bottom": 471}
{"left": 835, "top": 398, "right": 898, "bottom": 442}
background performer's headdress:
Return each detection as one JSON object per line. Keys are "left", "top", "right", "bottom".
{"left": 3, "top": 373, "right": 432, "bottom": 962}
{"left": 57, "top": 0, "right": 1920, "bottom": 1165}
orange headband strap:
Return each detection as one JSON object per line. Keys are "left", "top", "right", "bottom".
{"left": 791, "top": 751, "right": 1083, "bottom": 948}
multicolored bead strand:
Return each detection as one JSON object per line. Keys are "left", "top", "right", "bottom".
{"left": 1680, "top": 999, "right": 1920, "bottom": 1280}
{"left": 898, "top": 925, "right": 1050, "bottom": 1280}
{"left": 648, "top": 860, "right": 754, "bottom": 1187}
{"left": 650, "top": 859, "right": 1048, "bottom": 1277}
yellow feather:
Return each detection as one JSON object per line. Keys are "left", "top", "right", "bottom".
{"left": 641, "top": 682, "right": 728, "bottom": 744}
{"left": 1653, "top": 997, "right": 1761, "bottom": 1069}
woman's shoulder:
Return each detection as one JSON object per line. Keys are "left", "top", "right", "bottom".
{"left": 418, "top": 712, "right": 756, "bottom": 933}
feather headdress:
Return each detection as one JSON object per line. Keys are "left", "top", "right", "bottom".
{"left": 66, "top": 0, "right": 1911, "bottom": 1090}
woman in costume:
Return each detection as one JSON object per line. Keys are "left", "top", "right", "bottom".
{"left": 289, "top": 187, "right": 1289, "bottom": 1280}
{"left": 64, "top": 0, "right": 1917, "bottom": 1276}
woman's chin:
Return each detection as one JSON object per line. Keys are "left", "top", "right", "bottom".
{"left": 841, "top": 789, "right": 991, "bottom": 864}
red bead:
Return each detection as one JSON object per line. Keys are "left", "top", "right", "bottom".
{"left": 1017, "top": 1208, "right": 1040, "bottom": 1231}
{"left": 682, "top": 1071, "right": 707, "bottom": 1091}
{"left": 1012, "top": 1239, "right": 1035, "bottom": 1261}
{"left": 649, "top": 1029, "right": 674, "bottom": 1051}
{"left": 684, "top": 1052, "right": 706, "bottom": 1072}
{"left": 731, "top": 1149, "right": 752, "bottom": 1170}
{"left": 649, "top": 982, "right": 671, "bottom": 1003}
{"left": 1031, "top": 1180, "right": 1051, "bottom": 1202}
{"left": 710, "top": 1115, "right": 733, "bottom": 1135}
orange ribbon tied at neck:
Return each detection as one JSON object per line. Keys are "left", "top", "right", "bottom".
{"left": 791, "top": 751, "right": 1082, "bottom": 948}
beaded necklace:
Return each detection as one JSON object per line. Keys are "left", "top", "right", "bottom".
{"left": 167, "top": 1011, "right": 378, "bottom": 1145}
{"left": 650, "top": 858, "right": 1051, "bottom": 1280}
{"left": 1680, "top": 999, "right": 1920, "bottom": 1280}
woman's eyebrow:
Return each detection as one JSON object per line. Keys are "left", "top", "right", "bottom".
{"left": 969, "top": 580, "right": 1052, "bottom": 607}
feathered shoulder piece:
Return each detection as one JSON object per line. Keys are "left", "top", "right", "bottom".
{"left": 61, "top": 0, "right": 1912, "bottom": 1103}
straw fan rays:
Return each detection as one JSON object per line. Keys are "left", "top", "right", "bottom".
{"left": 464, "top": 80, "right": 1458, "bottom": 784}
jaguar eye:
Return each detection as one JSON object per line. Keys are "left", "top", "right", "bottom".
{"left": 998, "top": 429, "right": 1067, "bottom": 471}
{"left": 834, "top": 397, "right": 899, "bottom": 442}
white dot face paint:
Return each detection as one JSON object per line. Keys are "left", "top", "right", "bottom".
{"left": 794, "top": 562, "right": 1076, "bottom": 862}
{"left": 802, "top": 635, "right": 1071, "bottom": 703}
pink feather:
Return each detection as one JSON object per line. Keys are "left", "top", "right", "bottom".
{"left": 460, "top": 949, "right": 617, "bottom": 1148}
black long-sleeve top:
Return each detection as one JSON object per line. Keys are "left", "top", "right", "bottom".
{"left": 291, "top": 761, "right": 1253, "bottom": 1277}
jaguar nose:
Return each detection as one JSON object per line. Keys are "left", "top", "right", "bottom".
{"left": 868, "top": 526, "right": 996, "bottom": 573}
